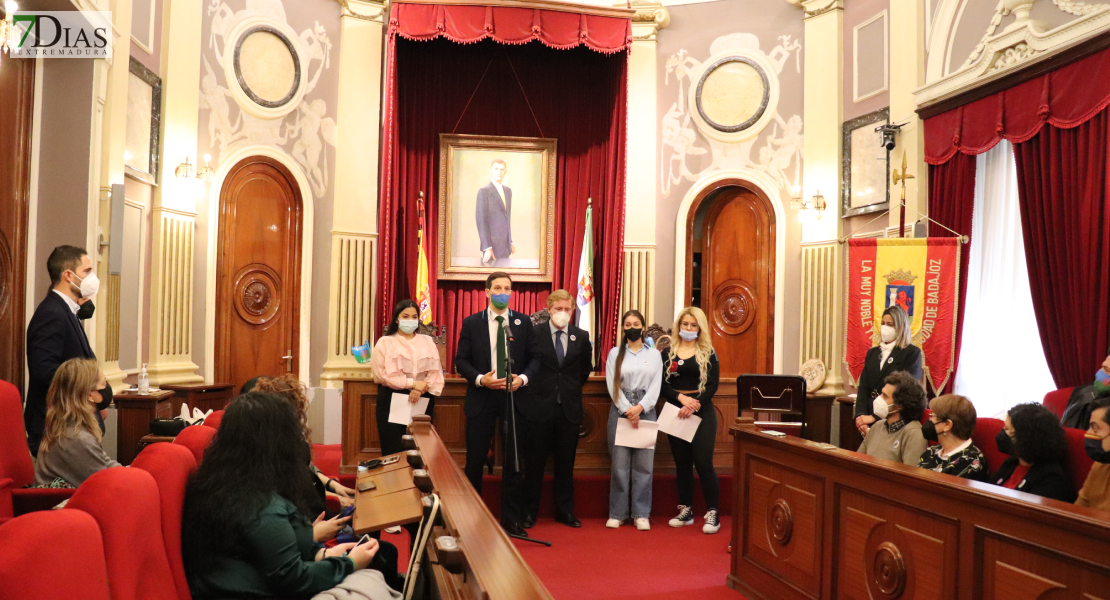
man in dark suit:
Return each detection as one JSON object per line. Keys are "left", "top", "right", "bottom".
{"left": 522, "top": 290, "right": 592, "bottom": 529}
{"left": 454, "top": 271, "right": 540, "bottom": 536}
{"left": 475, "top": 159, "right": 513, "bottom": 267}
{"left": 25, "top": 245, "right": 110, "bottom": 455}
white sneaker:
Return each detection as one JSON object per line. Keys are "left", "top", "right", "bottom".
{"left": 635, "top": 518, "right": 650, "bottom": 531}
{"left": 606, "top": 518, "right": 622, "bottom": 529}
{"left": 668, "top": 505, "right": 694, "bottom": 527}
{"left": 702, "top": 509, "right": 720, "bottom": 534}
{"left": 384, "top": 526, "right": 402, "bottom": 534}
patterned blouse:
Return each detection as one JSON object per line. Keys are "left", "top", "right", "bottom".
{"left": 917, "top": 441, "right": 988, "bottom": 481}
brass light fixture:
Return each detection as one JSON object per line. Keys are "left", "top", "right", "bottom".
{"left": 792, "top": 186, "right": 827, "bottom": 221}
{"left": 175, "top": 154, "right": 215, "bottom": 181}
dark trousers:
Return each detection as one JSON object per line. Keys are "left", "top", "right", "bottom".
{"left": 669, "top": 403, "right": 720, "bottom": 510}
{"left": 524, "top": 412, "right": 580, "bottom": 519}
{"left": 375, "top": 386, "right": 435, "bottom": 457}
{"left": 464, "top": 405, "right": 526, "bottom": 526}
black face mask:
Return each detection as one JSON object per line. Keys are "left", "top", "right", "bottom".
{"left": 922, "top": 420, "right": 939, "bottom": 443}
{"left": 995, "top": 429, "right": 1015, "bottom": 456}
{"left": 77, "top": 301, "right": 95, "bottom": 320}
{"left": 624, "top": 327, "right": 643, "bottom": 342}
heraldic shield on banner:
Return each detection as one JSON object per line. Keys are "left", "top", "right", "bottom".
{"left": 844, "top": 238, "right": 962, "bottom": 393}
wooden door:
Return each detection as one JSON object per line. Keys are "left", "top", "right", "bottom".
{"left": 0, "top": 56, "right": 34, "bottom": 390}
{"left": 215, "top": 157, "right": 302, "bottom": 390}
{"left": 696, "top": 186, "right": 775, "bottom": 376}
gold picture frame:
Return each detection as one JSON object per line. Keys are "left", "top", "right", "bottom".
{"left": 437, "top": 134, "right": 557, "bottom": 282}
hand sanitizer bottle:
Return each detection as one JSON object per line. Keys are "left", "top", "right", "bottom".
{"left": 139, "top": 364, "right": 150, "bottom": 394}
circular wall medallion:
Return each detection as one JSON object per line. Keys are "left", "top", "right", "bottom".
{"left": 768, "top": 498, "right": 793, "bottom": 545}
{"left": 712, "top": 280, "right": 756, "bottom": 335}
{"left": 696, "top": 57, "right": 770, "bottom": 133}
{"left": 800, "top": 359, "right": 827, "bottom": 392}
{"left": 234, "top": 26, "right": 301, "bottom": 109}
{"left": 870, "top": 541, "right": 907, "bottom": 598}
{"left": 232, "top": 264, "right": 281, "bottom": 326}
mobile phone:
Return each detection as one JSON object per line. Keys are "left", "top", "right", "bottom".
{"left": 338, "top": 504, "right": 356, "bottom": 519}
{"left": 764, "top": 430, "right": 787, "bottom": 437}
{"left": 359, "top": 458, "right": 383, "bottom": 470}
{"left": 346, "top": 534, "right": 372, "bottom": 556}
{"left": 357, "top": 480, "right": 377, "bottom": 493}
{"left": 380, "top": 455, "right": 400, "bottom": 465}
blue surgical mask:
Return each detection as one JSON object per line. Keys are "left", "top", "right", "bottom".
{"left": 1095, "top": 369, "right": 1110, "bottom": 391}
{"left": 679, "top": 329, "right": 698, "bottom": 342}
{"left": 490, "top": 292, "right": 511, "bottom": 310}
{"left": 398, "top": 319, "right": 419, "bottom": 334}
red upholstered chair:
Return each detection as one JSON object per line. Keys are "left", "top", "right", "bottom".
{"left": 0, "top": 509, "right": 111, "bottom": 600}
{"left": 1064, "top": 427, "right": 1095, "bottom": 493}
{"left": 173, "top": 425, "right": 217, "bottom": 465}
{"left": 202, "top": 410, "right": 224, "bottom": 430}
{"left": 0, "top": 478, "right": 12, "bottom": 523}
{"left": 971, "top": 417, "right": 1007, "bottom": 475}
{"left": 67, "top": 467, "right": 177, "bottom": 600}
{"left": 0, "top": 380, "right": 76, "bottom": 514}
{"left": 1043, "top": 388, "right": 1074, "bottom": 419}
{"left": 132, "top": 443, "right": 198, "bottom": 600}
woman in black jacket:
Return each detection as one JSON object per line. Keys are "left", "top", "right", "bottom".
{"left": 854, "top": 306, "right": 923, "bottom": 435}
{"left": 991, "top": 403, "right": 1077, "bottom": 503}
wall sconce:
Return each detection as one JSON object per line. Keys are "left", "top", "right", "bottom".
{"left": 175, "top": 155, "right": 214, "bottom": 181}
{"left": 0, "top": 2, "right": 19, "bottom": 66}
{"left": 791, "top": 186, "right": 827, "bottom": 221}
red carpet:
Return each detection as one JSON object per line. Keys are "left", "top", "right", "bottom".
{"left": 515, "top": 517, "right": 744, "bottom": 600}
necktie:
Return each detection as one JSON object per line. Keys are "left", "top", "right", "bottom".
{"left": 555, "top": 330, "right": 565, "bottom": 367}
{"left": 495, "top": 315, "right": 507, "bottom": 378}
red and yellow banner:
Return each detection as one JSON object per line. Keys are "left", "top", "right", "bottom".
{"left": 844, "top": 238, "right": 961, "bottom": 393}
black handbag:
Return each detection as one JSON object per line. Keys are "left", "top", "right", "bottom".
{"left": 149, "top": 418, "right": 190, "bottom": 436}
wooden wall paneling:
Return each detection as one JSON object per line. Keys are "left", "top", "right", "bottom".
{"left": 159, "top": 383, "right": 234, "bottom": 416}
{"left": 0, "top": 55, "right": 34, "bottom": 390}
{"left": 728, "top": 417, "right": 1110, "bottom": 600}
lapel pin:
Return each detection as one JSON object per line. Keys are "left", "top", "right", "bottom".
{"left": 514, "top": 318, "right": 521, "bottom": 325}
{"left": 887, "top": 357, "right": 893, "bottom": 364}
{"left": 893, "top": 440, "right": 901, "bottom": 449}
{"left": 678, "top": 359, "right": 685, "bottom": 365}
{"left": 570, "top": 335, "right": 576, "bottom": 341}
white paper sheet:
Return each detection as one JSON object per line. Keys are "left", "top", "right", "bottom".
{"left": 657, "top": 402, "right": 702, "bottom": 443}
{"left": 388, "top": 392, "right": 431, "bottom": 426}
{"left": 615, "top": 417, "right": 659, "bottom": 449}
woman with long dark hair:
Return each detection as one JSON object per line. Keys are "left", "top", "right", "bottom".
{"left": 372, "top": 299, "right": 445, "bottom": 456}
{"left": 990, "top": 403, "right": 1076, "bottom": 502}
{"left": 182, "top": 392, "right": 382, "bottom": 599}
{"left": 604, "top": 309, "right": 662, "bottom": 531}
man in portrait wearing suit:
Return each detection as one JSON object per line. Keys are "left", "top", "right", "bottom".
{"left": 25, "top": 245, "right": 111, "bottom": 455}
{"left": 476, "top": 159, "right": 514, "bottom": 266}
{"left": 521, "top": 290, "right": 592, "bottom": 529}
{"left": 454, "top": 271, "right": 540, "bottom": 537}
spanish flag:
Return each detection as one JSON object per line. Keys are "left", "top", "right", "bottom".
{"left": 416, "top": 193, "right": 432, "bottom": 325}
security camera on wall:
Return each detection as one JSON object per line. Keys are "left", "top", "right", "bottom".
{"left": 875, "top": 123, "right": 904, "bottom": 152}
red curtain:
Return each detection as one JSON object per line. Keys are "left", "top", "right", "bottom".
{"left": 376, "top": 32, "right": 628, "bottom": 372}
{"left": 926, "top": 152, "right": 977, "bottom": 393}
{"left": 1012, "top": 112, "right": 1110, "bottom": 388}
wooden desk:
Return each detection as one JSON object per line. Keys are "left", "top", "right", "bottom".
{"left": 836, "top": 396, "right": 864, "bottom": 450}
{"left": 727, "top": 417, "right": 1110, "bottom": 600}
{"left": 409, "top": 415, "right": 554, "bottom": 600}
{"left": 352, "top": 452, "right": 423, "bottom": 534}
{"left": 160, "top": 383, "right": 234, "bottom": 416}
{"left": 114, "top": 389, "right": 175, "bottom": 465}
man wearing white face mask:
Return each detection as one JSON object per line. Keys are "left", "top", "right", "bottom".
{"left": 521, "top": 290, "right": 593, "bottom": 529}
{"left": 853, "top": 306, "right": 923, "bottom": 436}
{"left": 25, "top": 245, "right": 110, "bottom": 455}
{"left": 857, "top": 371, "right": 928, "bottom": 466}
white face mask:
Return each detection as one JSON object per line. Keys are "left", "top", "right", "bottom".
{"left": 550, "top": 310, "right": 571, "bottom": 328}
{"left": 70, "top": 271, "right": 100, "bottom": 299}
{"left": 872, "top": 397, "right": 892, "bottom": 420}
{"left": 398, "top": 319, "right": 419, "bottom": 334}
{"left": 679, "top": 329, "right": 699, "bottom": 342}
{"left": 880, "top": 324, "right": 897, "bottom": 344}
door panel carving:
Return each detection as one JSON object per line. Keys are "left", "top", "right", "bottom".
{"left": 744, "top": 456, "right": 822, "bottom": 597}
{"left": 979, "top": 529, "right": 1110, "bottom": 600}
{"left": 215, "top": 157, "right": 302, "bottom": 390}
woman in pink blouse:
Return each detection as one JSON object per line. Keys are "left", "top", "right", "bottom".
{"left": 371, "top": 300, "right": 446, "bottom": 455}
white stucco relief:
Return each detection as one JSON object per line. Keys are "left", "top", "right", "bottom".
{"left": 661, "top": 33, "right": 803, "bottom": 198}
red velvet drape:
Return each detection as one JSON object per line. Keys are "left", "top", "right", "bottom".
{"left": 376, "top": 35, "right": 628, "bottom": 372}
{"left": 926, "top": 152, "right": 977, "bottom": 393}
{"left": 1011, "top": 112, "right": 1110, "bottom": 388}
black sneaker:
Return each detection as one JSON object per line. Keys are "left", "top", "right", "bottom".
{"left": 703, "top": 509, "right": 720, "bottom": 534}
{"left": 668, "top": 505, "right": 694, "bottom": 527}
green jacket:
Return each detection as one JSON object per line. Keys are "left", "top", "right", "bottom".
{"left": 187, "top": 494, "right": 354, "bottom": 599}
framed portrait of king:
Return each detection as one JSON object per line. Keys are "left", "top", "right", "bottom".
{"left": 437, "top": 134, "right": 557, "bottom": 282}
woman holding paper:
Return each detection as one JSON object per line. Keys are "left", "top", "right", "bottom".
{"left": 660, "top": 307, "right": 721, "bottom": 534}
{"left": 372, "top": 299, "right": 445, "bottom": 456}
{"left": 605, "top": 309, "right": 663, "bottom": 531}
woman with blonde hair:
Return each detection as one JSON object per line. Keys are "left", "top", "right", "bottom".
{"left": 854, "top": 306, "right": 923, "bottom": 436}
{"left": 34, "top": 358, "right": 120, "bottom": 486}
{"left": 661, "top": 307, "right": 721, "bottom": 534}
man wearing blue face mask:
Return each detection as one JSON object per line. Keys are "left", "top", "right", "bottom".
{"left": 454, "top": 271, "right": 541, "bottom": 537}
{"left": 25, "top": 245, "right": 111, "bottom": 455}
{"left": 1077, "top": 396, "right": 1110, "bottom": 513}
{"left": 1061, "top": 353, "right": 1110, "bottom": 429}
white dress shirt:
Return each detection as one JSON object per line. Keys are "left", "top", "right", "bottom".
{"left": 549, "top": 321, "right": 568, "bottom": 356}
{"left": 605, "top": 344, "right": 662, "bottom": 414}
{"left": 491, "top": 180, "right": 506, "bottom": 206}
{"left": 475, "top": 307, "right": 529, "bottom": 388}
{"left": 53, "top": 289, "right": 80, "bottom": 315}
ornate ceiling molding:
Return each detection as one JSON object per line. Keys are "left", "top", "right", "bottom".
{"left": 800, "top": 0, "right": 842, "bottom": 20}
{"left": 337, "top": 0, "right": 388, "bottom": 23}
{"left": 630, "top": 1, "right": 669, "bottom": 43}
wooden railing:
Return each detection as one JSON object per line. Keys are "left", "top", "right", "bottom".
{"left": 407, "top": 415, "right": 554, "bottom": 600}
{"left": 728, "top": 417, "right": 1110, "bottom": 600}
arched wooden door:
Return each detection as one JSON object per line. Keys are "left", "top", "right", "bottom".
{"left": 215, "top": 157, "right": 303, "bottom": 390}
{"left": 686, "top": 184, "right": 775, "bottom": 376}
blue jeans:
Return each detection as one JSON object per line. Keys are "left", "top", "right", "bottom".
{"left": 607, "top": 404, "right": 656, "bottom": 520}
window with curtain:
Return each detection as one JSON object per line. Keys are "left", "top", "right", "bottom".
{"left": 953, "top": 140, "right": 1055, "bottom": 417}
